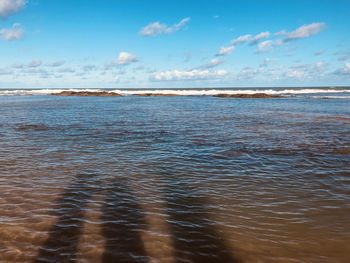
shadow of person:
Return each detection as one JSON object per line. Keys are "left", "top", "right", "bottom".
{"left": 101, "top": 180, "right": 149, "bottom": 263}
{"left": 35, "top": 173, "right": 98, "bottom": 263}
{"left": 164, "top": 183, "right": 239, "bottom": 263}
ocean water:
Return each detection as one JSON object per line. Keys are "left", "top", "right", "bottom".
{"left": 0, "top": 89, "right": 349, "bottom": 262}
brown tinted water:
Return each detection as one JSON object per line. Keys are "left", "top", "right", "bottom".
{"left": 0, "top": 95, "right": 349, "bottom": 262}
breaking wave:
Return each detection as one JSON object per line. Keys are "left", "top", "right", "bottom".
{"left": 0, "top": 88, "right": 350, "bottom": 97}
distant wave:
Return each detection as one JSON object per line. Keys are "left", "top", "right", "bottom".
{"left": 0, "top": 88, "right": 350, "bottom": 97}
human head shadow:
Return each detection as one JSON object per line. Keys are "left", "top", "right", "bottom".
{"left": 35, "top": 173, "right": 99, "bottom": 263}
{"left": 100, "top": 180, "right": 149, "bottom": 263}
{"left": 164, "top": 179, "right": 239, "bottom": 263}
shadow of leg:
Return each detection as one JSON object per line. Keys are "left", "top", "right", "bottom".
{"left": 35, "top": 173, "right": 97, "bottom": 263}
{"left": 101, "top": 181, "right": 148, "bottom": 263}
{"left": 165, "top": 184, "right": 239, "bottom": 263}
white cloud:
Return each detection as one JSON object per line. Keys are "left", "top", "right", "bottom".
{"left": 314, "top": 61, "right": 328, "bottom": 73}
{"left": 47, "top": 61, "right": 65, "bottom": 67}
{"left": 334, "top": 63, "right": 350, "bottom": 75}
{"left": 11, "top": 60, "right": 44, "bottom": 69}
{"left": 232, "top": 34, "right": 252, "bottom": 45}
{"left": 256, "top": 40, "right": 273, "bottom": 53}
{"left": 151, "top": 69, "right": 227, "bottom": 81}
{"left": 231, "top": 31, "right": 270, "bottom": 46}
{"left": 233, "top": 61, "right": 330, "bottom": 82}
{"left": 217, "top": 45, "right": 234, "bottom": 56}
{"left": 28, "top": 60, "right": 42, "bottom": 68}
{"left": 285, "top": 61, "right": 328, "bottom": 79}
{"left": 206, "top": 58, "right": 223, "bottom": 68}
{"left": 283, "top": 22, "right": 326, "bottom": 42}
{"left": 82, "top": 65, "right": 98, "bottom": 71}
{"left": 0, "top": 68, "right": 13, "bottom": 75}
{"left": 218, "top": 24, "right": 323, "bottom": 56}
{"left": 286, "top": 69, "right": 305, "bottom": 79}
{"left": 259, "top": 58, "right": 272, "bottom": 67}
{"left": 140, "top": 17, "right": 190, "bottom": 37}
{"left": 21, "top": 68, "right": 47, "bottom": 74}
{"left": 335, "top": 50, "right": 350, "bottom": 62}
{"left": 275, "top": 30, "right": 287, "bottom": 36}
{"left": 198, "top": 58, "right": 223, "bottom": 69}
{"left": 236, "top": 67, "right": 260, "bottom": 80}
{"left": 274, "top": 39, "right": 284, "bottom": 46}
{"left": 0, "top": 0, "right": 26, "bottom": 18}
{"left": 0, "top": 23, "right": 23, "bottom": 41}
{"left": 117, "top": 52, "right": 138, "bottom": 65}
{"left": 217, "top": 31, "right": 270, "bottom": 56}
{"left": 250, "top": 31, "right": 270, "bottom": 45}
{"left": 57, "top": 67, "right": 75, "bottom": 73}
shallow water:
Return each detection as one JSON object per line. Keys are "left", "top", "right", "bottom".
{"left": 0, "top": 95, "right": 349, "bottom": 262}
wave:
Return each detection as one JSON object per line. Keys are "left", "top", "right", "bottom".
{"left": 0, "top": 88, "right": 350, "bottom": 96}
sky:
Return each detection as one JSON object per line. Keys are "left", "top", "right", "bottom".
{"left": 0, "top": 0, "right": 350, "bottom": 89}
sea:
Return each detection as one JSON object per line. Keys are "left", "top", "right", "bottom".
{"left": 0, "top": 87, "right": 349, "bottom": 262}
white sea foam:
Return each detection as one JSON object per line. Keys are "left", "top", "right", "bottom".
{"left": 0, "top": 88, "right": 350, "bottom": 96}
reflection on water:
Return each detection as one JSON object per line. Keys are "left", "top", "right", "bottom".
{"left": 0, "top": 95, "right": 349, "bottom": 262}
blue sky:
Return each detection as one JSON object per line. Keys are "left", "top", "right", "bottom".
{"left": 0, "top": 0, "right": 350, "bottom": 88}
